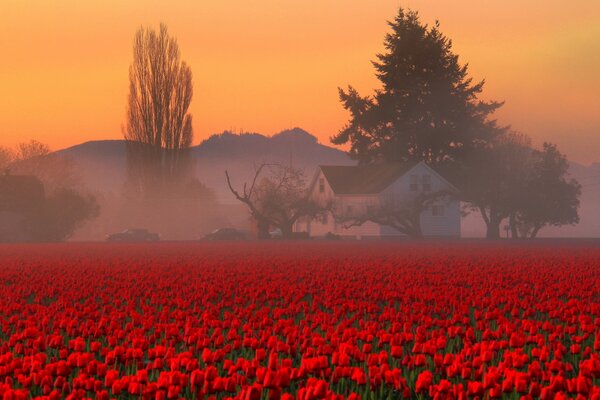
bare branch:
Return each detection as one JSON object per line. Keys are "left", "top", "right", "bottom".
{"left": 225, "top": 163, "right": 326, "bottom": 238}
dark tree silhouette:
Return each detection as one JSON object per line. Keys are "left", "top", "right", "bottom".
{"left": 226, "top": 164, "right": 326, "bottom": 239}
{"left": 462, "top": 133, "right": 533, "bottom": 239}
{"left": 0, "top": 174, "right": 98, "bottom": 242}
{"left": 9, "top": 140, "right": 80, "bottom": 192}
{"left": 509, "top": 143, "right": 581, "bottom": 238}
{"left": 124, "top": 23, "right": 194, "bottom": 197}
{"left": 226, "top": 164, "right": 272, "bottom": 239}
{"left": 332, "top": 8, "right": 503, "bottom": 166}
{"left": 28, "top": 188, "right": 100, "bottom": 242}
{"left": 463, "top": 134, "right": 581, "bottom": 239}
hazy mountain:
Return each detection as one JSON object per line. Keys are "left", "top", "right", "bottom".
{"left": 193, "top": 128, "right": 353, "bottom": 202}
{"left": 56, "top": 140, "right": 127, "bottom": 194}
{"left": 56, "top": 128, "right": 353, "bottom": 202}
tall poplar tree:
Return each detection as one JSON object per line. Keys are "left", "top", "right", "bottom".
{"left": 124, "top": 24, "right": 194, "bottom": 197}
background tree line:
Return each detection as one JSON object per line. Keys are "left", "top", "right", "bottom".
{"left": 0, "top": 140, "right": 98, "bottom": 242}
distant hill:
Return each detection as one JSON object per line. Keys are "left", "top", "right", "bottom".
{"left": 56, "top": 140, "right": 127, "bottom": 194}
{"left": 56, "top": 128, "right": 354, "bottom": 202}
{"left": 193, "top": 128, "right": 353, "bottom": 202}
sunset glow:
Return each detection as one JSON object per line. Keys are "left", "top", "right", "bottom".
{"left": 1, "top": 0, "right": 599, "bottom": 163}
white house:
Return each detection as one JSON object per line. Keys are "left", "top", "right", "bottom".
{"left": 294, "top": 162, "right": 460, "bottom": 238}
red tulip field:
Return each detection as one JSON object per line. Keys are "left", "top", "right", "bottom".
{"left": 0, "top": 241, "right": 599, "bottom": 399}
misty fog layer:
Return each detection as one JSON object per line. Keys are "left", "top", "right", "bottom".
{"left": 46, "top": 129, "right": 599, "bottom": 240}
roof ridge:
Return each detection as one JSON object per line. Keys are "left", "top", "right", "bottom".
{"left": 319, "top": 163, "right": 414, "bottom": 195}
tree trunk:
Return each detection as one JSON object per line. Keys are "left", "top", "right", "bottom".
{"left": 480, "top": 206, "right": 503, "bottom": 240}
{"left": 408, "top": 212, "right": 423, "bottom": 239}
{"left": 256, "top": 219, "right": 270, "bottom": 240}
{"left": 485, "top": 215, "right": 502, "bottom": 239}
{"left": 280, "top": 222, "right": 294, "bottom": 239}
{"left": 408, "top": 229, "right": 423, "bottom": 239}
{"left": 409, "top": 221, "right": 423, "bottom": 239}
{"left": 402, "top": 215, "right": 423, "bottom": 239}
{"left": 529, "top": 224, "right": 543, "bottom": 239}
{"left": 509, "top": 213, "right": 519, "bottom": 239}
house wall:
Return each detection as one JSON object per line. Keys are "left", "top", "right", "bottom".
{"left": 294, "top": 170, "right": 381, "bottom": 238}
{"left": 420, "top": 198, "right": 461, "bottom": 237}
{"left": 295, "top": 163, "right": 461, "bottom": 238}
{"left": 381, "top": 163, "right": 460, "bottom": 237}
{"left": 295, "top": 169, "right": 335, "bottom": 236}
{"left": 329, "top": 195, "right": 380, "bottom": 238}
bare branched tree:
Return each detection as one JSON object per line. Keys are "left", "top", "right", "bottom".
{"left": 0, "top": 141, "right": 98, "bottom": 242}
{"left": 8, "top": 140, "right": 81, "bottom": 192}
{"left": 226, "top": 164, "right": 273, "bottom": 239}
{"left": 0, "top": 147, "right": 14, "bottom": 172}
{"left": 14, "top": 140, "right": 50, "bottom": 162}
{"left": 333, "top": 190, "right": 456, "bottom": 238}
{"left": 226, "top": 164, "right": 326, "bottom": 239}
{"left": 124, "top": 23, "right": 194, "bottom": 197}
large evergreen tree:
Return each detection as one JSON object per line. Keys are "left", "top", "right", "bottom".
{"left": 332, "top": 8, "right": 504, "bottom": 166}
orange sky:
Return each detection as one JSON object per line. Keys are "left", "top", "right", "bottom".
{"left": 1, "top": 1, "right": 599, "bottom": 164}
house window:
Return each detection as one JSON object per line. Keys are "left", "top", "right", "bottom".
{"left": 410, "top": 175, "right": 418, "bottom": 191}
{"left": 319, "top": 178, "right": 325, "bottom": 193}
{"left": 346, "top": 205, "right": 353, "bottom": 215}
{"left": 422, "top": 174, "right": 431, "bottom": 192}
{"left": 366, "top": 204, "right": 376, "bottom": 214}
{"left": 322, "top": 213, "right": 328, "bottom": 224}
{"left": 432, "top": 205, "right": 445, "bottom": 216}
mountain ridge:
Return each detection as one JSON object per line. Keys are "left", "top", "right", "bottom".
{"left": 55, "top": 128, "right": 354, "bottom": 201}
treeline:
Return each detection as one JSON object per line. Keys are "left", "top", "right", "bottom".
{"left": 0, "top": 141, "right": 98, "bottom": 241}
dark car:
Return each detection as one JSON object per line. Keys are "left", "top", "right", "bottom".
{"left": 202, "top": 228, "right": 247, "bottom": 241}
{"left": 106, "top": 228, "right": 160, "bottom": 242}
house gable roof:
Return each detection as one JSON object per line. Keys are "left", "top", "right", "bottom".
{"left": 318, "top": 163, "right": 416, "bottom": 195}
{"left": 316, "top": 161, "right": 459, "bottom": 195}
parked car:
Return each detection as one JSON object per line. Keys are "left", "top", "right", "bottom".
{"left": 323, "top": 232, "right": 341, "bottom": 240}
{"left": 106, "top": 229, "right": 160, "bottom": 242}
{"left": 269, "top": 228, "right": 283, "bottom": 239}
{"left": 202, "top": 228, "right": 247, "bottom": 241}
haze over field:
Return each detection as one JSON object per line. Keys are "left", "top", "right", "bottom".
{"left": 1, "top": 1, "right": 600, "bottom": 164}
{"left": 51, "top": 129, "right": 600, "bottom": 239}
